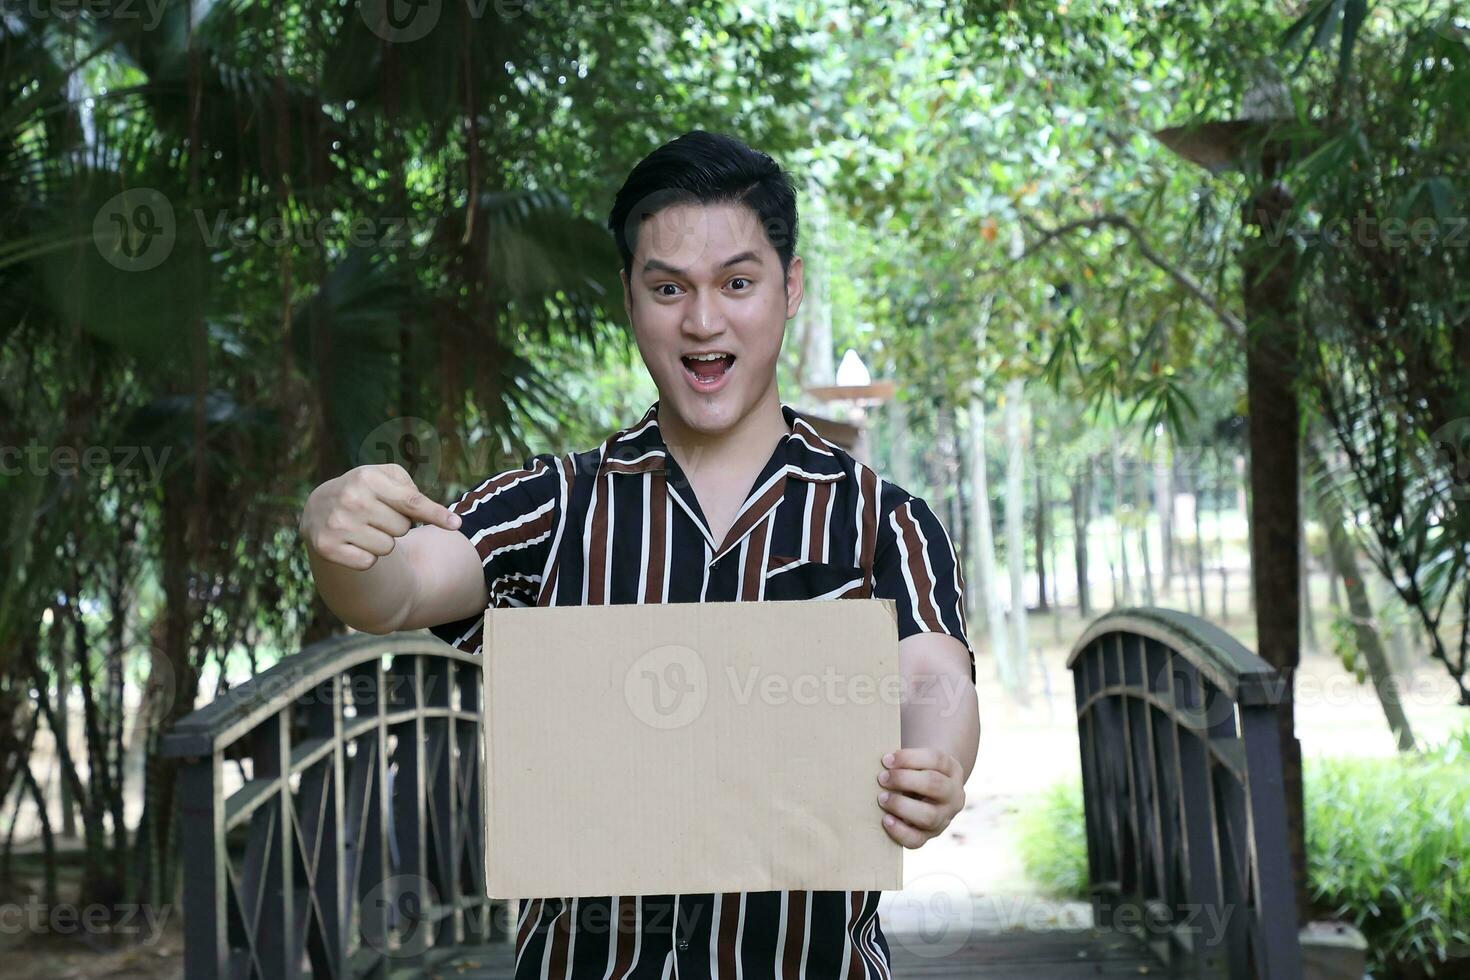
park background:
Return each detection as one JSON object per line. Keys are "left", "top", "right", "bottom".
{"left": 1, "top": 0, "right": 1467, "bottom": 977}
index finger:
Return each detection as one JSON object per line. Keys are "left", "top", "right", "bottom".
{"left": 387, "top": 488, "right": 461, "bottom": 530}
{"left": 882, "top": 747, "right": 954, "bottom": 775}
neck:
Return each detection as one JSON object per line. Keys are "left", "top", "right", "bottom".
{"left": 657, "top": 386, "right": 790, "bottom": 479}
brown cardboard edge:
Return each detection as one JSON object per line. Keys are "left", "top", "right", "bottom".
{"left": 878, "top": 597, "right": 903, "bottom": 888}
{"left": 482, "top": 606, "right": 497, "bottom": 899}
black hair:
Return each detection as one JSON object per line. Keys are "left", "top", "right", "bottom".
{"left": 607, "top": 130, "right": 799, "bottom": 279}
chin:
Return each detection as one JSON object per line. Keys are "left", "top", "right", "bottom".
{"left": 663, "top": 388, "right": 743, "bottom": 431}
{"left": 676, "top": 396, "right": 738, "bottom": 426}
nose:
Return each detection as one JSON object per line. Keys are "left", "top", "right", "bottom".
{"left": 681, "top": 288, "right": 725, "bottom": 339}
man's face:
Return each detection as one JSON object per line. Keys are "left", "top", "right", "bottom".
{"left": 621, "top": 201, "right": 803, "bottom": 437}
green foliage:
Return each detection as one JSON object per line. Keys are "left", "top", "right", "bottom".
{"left": 1307, "top": 738, "right": 1470, "bottom": 976}
{"left": 1291, "top": 4, "right": 1470, "bottom": 707}
{"left": 1017, "top": 743, "right": 1470, "bottom": 976}
{"left": 1014, "top": 777, "right": 1090, "bottom": 901}
{"left": 1282, "top": 0, "right": 1370, "bottom": 82}
{"left": 0, "top": 0, "right": 819, "bottom": 908}
{"left": 1327, "top": 612, "right": 1370, "bottom": 684}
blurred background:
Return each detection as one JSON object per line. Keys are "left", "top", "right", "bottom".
{"left": 1, "top": 0, "right": 1467, "bottom": 977}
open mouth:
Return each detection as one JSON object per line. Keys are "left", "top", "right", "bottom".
{"left": 680, "top": 353, "right": 736, "bottom": 388}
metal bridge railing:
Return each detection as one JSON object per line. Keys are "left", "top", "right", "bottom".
{"left": 1067, "top": 607, "right": 1302, "bottom": 979}
{"left": 162, "top": 631, "right": 507, "bottom": 979}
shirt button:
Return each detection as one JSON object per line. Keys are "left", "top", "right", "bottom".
{"left": 677, "top": 938, "right": 689, "bottom": 951}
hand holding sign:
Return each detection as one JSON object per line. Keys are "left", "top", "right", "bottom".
{"left": 875, "top": 747, "right": 966, "bottom": 849}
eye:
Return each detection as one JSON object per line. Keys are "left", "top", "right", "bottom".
{"left": 655, "top": 283, "right": 682, "bottom": 297}
{"left": 728, "top": 277, "right": 751, "bottom": 290}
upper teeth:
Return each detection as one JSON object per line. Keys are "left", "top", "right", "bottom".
{"left": 687, "top": 353, "right": 727, "bottom": 361}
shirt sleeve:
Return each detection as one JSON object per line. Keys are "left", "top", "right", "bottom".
{"left": 871, "top": 488, "right": 976, "bottom": 685}
{"left": 427, "top": 452, "right": 564, "bottom": 654}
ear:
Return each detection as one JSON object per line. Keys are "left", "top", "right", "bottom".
{"left": 783, "top": 254, "right": 805, "bottom": 321}
{"left": 621, "top": 266, "right": 632, "bottom": 322}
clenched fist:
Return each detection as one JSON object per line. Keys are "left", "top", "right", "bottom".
{"left": 301, "top": 463, "right": 461, "bottom": 571}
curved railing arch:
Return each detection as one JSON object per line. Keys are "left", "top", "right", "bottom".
{"left": 1067, "top": 607, "right": 1302, "bottom": 979}
{"left": 162, "top": 631, "right": 509, "bottom": 979}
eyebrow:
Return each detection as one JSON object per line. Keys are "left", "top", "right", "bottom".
{"left": 641, "top": 250, "right": 764, "bottom": 276}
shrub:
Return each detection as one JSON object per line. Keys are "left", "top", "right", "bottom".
{"left": 1307, "top": 734, "right": 1470, "bottom": 977}
{"left": 1014, "top": 776, "right": 1089, "bottom": 901}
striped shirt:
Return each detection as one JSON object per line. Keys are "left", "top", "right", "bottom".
{"left": 430, "top": 400, "right": 974, "bottom": 979}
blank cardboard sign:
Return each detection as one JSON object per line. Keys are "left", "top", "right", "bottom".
{"left": 481, "top": 598, "right": 904, "bottom": 899}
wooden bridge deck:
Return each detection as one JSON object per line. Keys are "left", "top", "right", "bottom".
{"left": 421, "top": 928, "right": 1179, "bottom": 978}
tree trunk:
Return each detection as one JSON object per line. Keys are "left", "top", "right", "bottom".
{"left": 942, "top": 412, "right": 962, "bottom": 559}
{"left": 1314, "top": 467, "right": 1416, "bottom": 751}
{"left": 1112, "top": 436, "right": 1132, "bottom": 604}
{"left": 889, "top": 397, "right": 915, "bottom": 492}
{"left": 30, "top": 602, "right": 111, "bottom": 906}
{"left": 1071, "top": 466, "right": 1093, "bottom": 618}
{"left": 1300, "top": 459, "right": 1319, "bottom": 655}
{"left": 1004, "top": 379, "right": 1030, "bottom": 690}
{"left": 1193, "top": 465, "right": 1207, "bottom": 617}
{"left": 928, "top": 409, "right": 957, "bottom": 547}
{"left": 1240, "top": 452, "right": 1256, "bottom": 615}
{"left": 22, "top": 763, "right": 58, "bottom": 905}
{"left": 1157, "top": 435, "right": 1174, "bottom": 595}
{"left": 1384, "top": 619, "right": 1413, "bottom": 677}
{"left": 55, "top": 643, "right": 75, "bottom": 839}
{"left": 137, "top": 464, "right": 200, "bottom": 909}
{"left": 1034, "top": 466, "right": 1050, "bottom": 612}
{"left": 966, "top": 400, "right": 1013, "bottom": 694}
{"left": 955, "top": 410, "right": 971, "bottom": 598}
{"left": 1373, "top": 578, "right": 1415, "bottom": 677}
{"left": 1216, "top": 451, "right": 1230, "bottom": 621}
{"left": 1243, "top": 175, "right": 1306, "bottom": 921}
{"left": 1048, "top": 511, "right": 1061, "bottom": 610}
{"left": 1135, "top": 457, "right": 1156, "bottom": 605}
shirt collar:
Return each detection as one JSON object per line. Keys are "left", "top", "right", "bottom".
{"left": 598, "top": 400, "right": 847, "bottom": 483}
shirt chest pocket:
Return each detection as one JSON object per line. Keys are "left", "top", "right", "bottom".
{"left": 762, "top": 554, "right": 871, "bottom": 602}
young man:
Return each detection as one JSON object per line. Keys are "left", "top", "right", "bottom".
{"left": 302, "top": 130, "right": 979, "bottom": 979}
